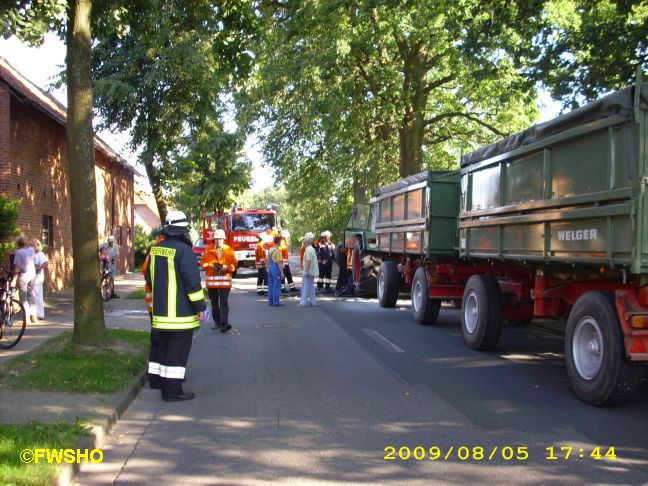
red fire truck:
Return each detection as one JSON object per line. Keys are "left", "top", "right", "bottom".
{"left": 201, "top": 208, "right": 278, "bottom": 268}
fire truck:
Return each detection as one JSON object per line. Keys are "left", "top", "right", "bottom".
{"left": 201, "top": 208, "right": 278, "bottom": 268}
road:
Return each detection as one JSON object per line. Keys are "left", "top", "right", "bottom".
{"left": 76, "top": 269, "right": 648, "bottom": 485}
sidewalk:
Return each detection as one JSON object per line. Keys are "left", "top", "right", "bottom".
{"left": 0, "top": 272, "right": 152, "bottom": 484}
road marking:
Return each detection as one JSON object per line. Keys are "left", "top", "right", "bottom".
{"left": 362, "top": 329, "right": 404, "bottom": 353}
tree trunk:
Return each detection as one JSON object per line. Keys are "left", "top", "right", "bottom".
{"left": 142, "top": 152, "right": 168, "bottom": 226}
{"left": 352, "top": 177, "right": 367, "bottom": 205}
{"left": 398, "top": 43, "right": 428, "bottom": 177}
{"left": 66, "top": 0, "right": 106, "bottom": 345}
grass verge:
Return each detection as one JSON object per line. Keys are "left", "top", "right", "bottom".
{"left": 0, "top": 329, "right": 149, "bottom": 393}
{"left": 125, "top": 288, "right": 146, "bottom": 299}
{"left": 0, "top": 420, "right": 91, "bottom": 486}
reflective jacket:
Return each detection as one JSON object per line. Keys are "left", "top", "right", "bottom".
{"left": 201, "top": 243, "right": 238, "bottom": 289}
{"left": 145, "top": 235, "right": 206, "bottom": 330}
{"left": 142, "top": 234, "right": 166, "bottom": 313}
{"left": 255, "top": 242, "right": 267, "bottom": 269}
{"left": 280, "top": 238, "right": 290, "bottom": 266}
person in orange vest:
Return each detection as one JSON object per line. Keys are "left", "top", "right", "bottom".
{"left": 280, "top": 229, "right": 297, "bottom": 293}
{"left": 200, "top": 229, "right": 237, "bottom": 333}
{"left": 255, "top": 234, "right": 269, "bottom": 295}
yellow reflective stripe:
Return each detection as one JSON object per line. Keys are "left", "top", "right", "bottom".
{"left": 150, "top": 252, "right": 156, "bottom": 292}
{"left": 187, "top": 290, "right": 203, "bottom": 302}
{"left": 168, "top": 255, "right": 177, "bottom": 317}
{"left": 152, "top": 321, "right": 200, "bottom": 330}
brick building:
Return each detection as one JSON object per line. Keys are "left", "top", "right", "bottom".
{"left": 0, "top": 56, "right": 135, "bottom": 291}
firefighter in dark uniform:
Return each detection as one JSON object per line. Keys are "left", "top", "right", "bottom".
{"left": 145, "top": 210, "right": 206, "bottom": 402}
{"left": 317, "top": 230, "right": 336, "bottom": 293}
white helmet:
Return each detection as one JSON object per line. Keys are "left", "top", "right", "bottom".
{"left": 321, "top": 230, "right": 332, "bottom": 238}
{"left": 165, "top": 210, "right": 189, "bottom": 228}
{"left": 280, "top": 229, "right": 290, "bottom": 238}
{"left": 213, "top": 229, "right": 226, "bottom": 240}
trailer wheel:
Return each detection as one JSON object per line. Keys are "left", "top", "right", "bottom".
{"left": 352, "top": 243, "right": 381, "bottom": 297}
{"left": 411, "top": 267, "right": 441, "bottom": 325}
{"left": 461, "top": 274, "right": 504, "bottom": 350}
{"left": 377, "top": 261, "right": 400, "bottom": 308}
{"left": 565, "top": 292, "right": 645, "bottom": 406}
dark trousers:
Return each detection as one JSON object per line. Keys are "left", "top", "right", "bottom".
{"left": 318, "top": 262, "right": 333, "bottom": 290}
{"left": 282, "top": 264, "right": 296, "bottom": 290}
{"left": 149, "top": 329, "right": 193, "bottom": 399}
{"left": 336, "top": 265, "right": 349, "bottom": 291}
{"left": 208, "top": 288, "right": 230, "bottom": 325}
{"left": 257, "top": 267, "right": 268, "bottom": 293}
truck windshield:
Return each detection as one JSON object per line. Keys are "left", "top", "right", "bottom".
{"left": 231, "top": 214, "right": 276, "bottom": 231}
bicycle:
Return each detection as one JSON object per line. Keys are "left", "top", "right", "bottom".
{"left": 100, "top": 259, "right": 114, "bottom": 302}
{"left": 0, "top": 266, "right": 27, "bottom": 349}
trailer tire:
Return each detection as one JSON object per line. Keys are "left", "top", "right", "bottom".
{"left": 411, "top": 267, "right": 441, "bottom": 325}
{"left": 352, "top": 244, "right": 380, "bottom": 297}
{"left": 461, "top": 274, "right": 504, "bottom": 350}
{"left": 565, "top": 291, "right": 645, "bottom": 406}
{"left": 377, "top": 261, "right": 400, "bottom": 308}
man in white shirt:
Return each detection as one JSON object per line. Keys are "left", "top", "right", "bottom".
{"left": 299, "top": 232, "right": 318, "bottom": 307}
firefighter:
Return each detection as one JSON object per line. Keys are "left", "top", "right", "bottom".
{"left": 280, "top": 229, "right": 297, "bottom": 293}
{"left": 255, "top": 234, "right": 269, "bottom": 295}
{"left": 145, "top": 210, "right": 206, "bottom": 402}
{"left": 317, "top": 230, "right": 336, "bottom": 292}
{"left": 200, "top": 229, "right": 238, "bottom": 333}
{"left": 142, "top": 232, "right": 165, "bottom": 390}
{"left": 335, "top": 241, "right": 351, "bottom": 293}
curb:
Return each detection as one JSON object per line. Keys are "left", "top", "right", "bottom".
{"left": 55, "top": 371, "right": 148, "bottom": 486}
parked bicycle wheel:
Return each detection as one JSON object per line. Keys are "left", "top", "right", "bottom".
{"left": 0, "top": 298, "right": 27, "bottom": 349}
{"left": 101, "top": 275, "right": 114, "bottom": 302}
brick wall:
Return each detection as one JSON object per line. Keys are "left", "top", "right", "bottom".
{"left": 1, "top": 88, "right": 134, "bottom": 291}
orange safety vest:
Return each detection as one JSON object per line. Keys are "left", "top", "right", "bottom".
{"left": 142, "top": 234, "right": 166, "bottom": 313}
{"left": 255, "top": 242, "right": 267, "bottom": 269}
{"left": 200, "top": 243, "right": 238, "bottom": 289}
{"left": 280, "top": 238, "right": 289, "bottom": 266}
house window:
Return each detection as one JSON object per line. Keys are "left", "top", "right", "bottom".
{"left": 42, "top": 215, "right": 53, "bottom": 248}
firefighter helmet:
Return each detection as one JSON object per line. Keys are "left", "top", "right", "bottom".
{"left": 213, "top": 229, "right": 226, "bottom": 240}
{"left": 165, "top": 210, "right": 189, "bottom": 228}
{"left": 321, "top": 230, "right": 332, "bottom": 238}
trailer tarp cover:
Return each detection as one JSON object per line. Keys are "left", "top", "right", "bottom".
{"left": 461, "top": 85, "right": 648, "bottom": 168}
{"left": 374, "top": 170, "right": 430, "bottom": 197}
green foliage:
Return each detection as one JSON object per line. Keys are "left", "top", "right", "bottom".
{"left": 0, "top": 0, "right": 65, "bottom": 46}
{"left": 529, "top": 0, "right": 648, "bottom": 107}
{"left": 0, "top": 194, "right": 20, "bottom": 258}
{"left": 0, "top": 420, "right": 90, "bottom": 486}
{"left": 91, "top": 1, "right": 258, "bottom": 219}
{"left": 0, "top": 329, "right": 149, "bottom": 393}
{"left": 171, "top": 120, "right": 251, "bottom": 216}
{"left": 134, "top": 225, "right": 159, "bottom": 267}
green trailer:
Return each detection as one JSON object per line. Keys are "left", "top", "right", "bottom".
{"left": 345, "top": 77, "right": 648, "bottom": 406}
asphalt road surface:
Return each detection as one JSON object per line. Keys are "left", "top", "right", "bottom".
{"left": 76, "top": 272, "right": 648, "bottom": 485}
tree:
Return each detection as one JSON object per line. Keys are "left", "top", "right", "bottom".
{"left": 0, "top": 194, "right": 21, "bottom": 258}
{"left": 529, "top": 0, "right": 648, "bottom": 107}
{"left": 1, "top": 0, "right": 106, "bottom": 344}
{"left": 66, "top": 0, "right": 106, "bottom": 345}
{"left": 91, "top": 0, "right": 258, "bottom": 224}
{"left": 238, "top": 0, "right": 541, "bottom": 242}
{"left": 171, "top": 119, "right": 252, "bottom": 217}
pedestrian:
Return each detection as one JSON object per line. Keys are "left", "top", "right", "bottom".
{"left": 29, "top": 238, "right": 49, "bottom": 320}
{"left": 10, "top": 235, "right": 37, "bottom": 324}
{"left": 255, "top": 234, "right": 269, "bottom": 295}
{"left": 145, "top": 210, "right": 206, "bottom": 402}
{"left": 200, "top": 229, "right": 237, "bottom": 333}
{"left": 299, "top": 232, "right": 318, "bottom": 307}
{"left": 100, "top": 235, "right": 120, "bottom": 298}
{"left": 317, "top": 230, "right": 335, "bottom": 293}
{"left": 335, "top": 241, "right": 351, "bottom": 294}
{"left": 280, "top": 229, "right": 297, "bottom": 293}
{"left": 267, "top": 235, "right": 285, "bottom": 306}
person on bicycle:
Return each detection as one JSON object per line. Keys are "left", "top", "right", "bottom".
{"left": 99, "top": 235, "right": 120, "bottom": 298}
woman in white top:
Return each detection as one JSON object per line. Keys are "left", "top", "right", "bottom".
{"left": 30, "top": 238, "right": 49, "bottom": 320}
{"left": 11, "top": 235, "right": 36, "bottom": 323}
